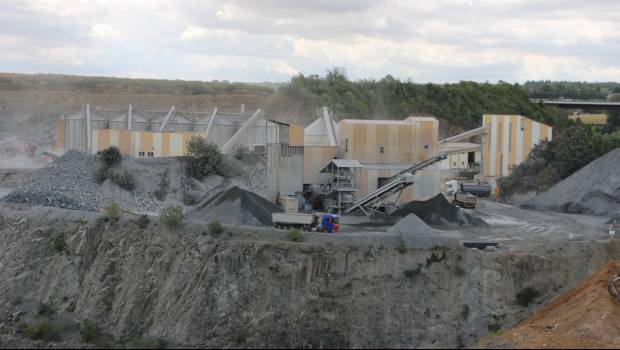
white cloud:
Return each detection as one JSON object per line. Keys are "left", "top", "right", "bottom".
{"left": 1, "top": 0, "right": 619, "bottom": 82}
{"left": 91, "top": 24, "right": 123, "bottom": 42}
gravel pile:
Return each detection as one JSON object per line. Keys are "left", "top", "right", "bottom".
{"left": 394, "top": 194, "right": 487, "bottom": 228}
{"left": 187, "top": 186, "right": 282, "bottom": 226}
{"left": 523, "top": 148, "right": 620, "bottom": 216}
{"left": 2, "top": 151, "right": 105, "bottom": 211}
{"left": 387, "top": 213, "right": 434, "bottom": 235}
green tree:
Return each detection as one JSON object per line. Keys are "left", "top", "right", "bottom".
{"left": 185, "top": 136, "right": 226, "bottom": 179}
{"left": 552, "top": 125, "right": 595, "bottom": 179}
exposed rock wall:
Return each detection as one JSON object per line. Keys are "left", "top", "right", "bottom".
{"left": 0, "top": 206, "right": 618, "bottom": 348}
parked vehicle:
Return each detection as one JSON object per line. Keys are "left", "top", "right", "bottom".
{"left": 272, "top": 212, "right": 340, "bottom": 233}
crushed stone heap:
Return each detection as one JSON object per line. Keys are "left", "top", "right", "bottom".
{"left": 1, "top": 151, "right": 104, "bottom": 211}
{"left": 484, "top": 261, "right": 620, "bottom": 349}
{"left": 187, "top": 186, "right": 283, "bottom": 226}
{"left": 393, "top": 194, "right": 487, "bottom": 227}
{"left": 523, "top": 148, "right": 620, "bottom": 217}
{"left": 387, "top": 213, "right": 434, "bottom": 235}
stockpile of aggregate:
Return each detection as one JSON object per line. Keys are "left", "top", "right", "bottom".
{"left": 187, "top": 186, "right": 283, "bottom": 226}
{"left": 484, "top": 261, "right": 620, "bottom": 349}
{"left": 394, "top": 194, "right": 487, "bottom": 227}
{"left": 524, "top": 148, "right": 620, "bottom": 217}
{"left": 387, "top": 214, "right": 434, "bottom": 235}
{"left": 1, "top": 151, "right": 105, "bottom": 211}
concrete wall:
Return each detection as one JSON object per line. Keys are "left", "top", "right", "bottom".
{"left": 266, "top": 144, "right": 304, "bottom": 201}
{"left": 482, "top": 115, "right": 552, "bottom": 177}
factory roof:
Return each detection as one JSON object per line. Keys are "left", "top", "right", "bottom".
{"left": 320, "top": 159, "right": 363, "bottom": 173}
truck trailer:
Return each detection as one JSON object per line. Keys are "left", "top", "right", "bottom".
{"left": 272, "top": 213, "right": 340, "bottom": 233}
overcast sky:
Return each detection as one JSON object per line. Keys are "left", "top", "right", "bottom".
{"left": 1, "top": 0, "right": 620, "bottom": 83}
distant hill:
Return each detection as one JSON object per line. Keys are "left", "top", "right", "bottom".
{"left": 7, "top": 71, "right": 614, "bottom": 141}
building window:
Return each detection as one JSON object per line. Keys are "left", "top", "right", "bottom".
{"left": 138, "top": 151, "right": 145, "bottom": 157}
{"left": 147, "top": 152, "right": 154, "bottom": 157}
{"left": 424, "top": 144, "right": 429, "bottom": 150}
{"left": 453, "top": 162, "right": 457, "bottom": 167}
{"left": 379, "top": 145, "right": 385, "bottom": 154}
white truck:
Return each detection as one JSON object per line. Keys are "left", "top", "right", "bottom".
{"left": 272, "top": 212, "right": 340, "bottom": 233}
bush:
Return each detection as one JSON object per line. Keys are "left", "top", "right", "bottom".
{"left": 287, "top": 229, "right": 304, "bottom": 242}
{"left": 160, "top": 206, "right": 184, "bottom": 229}
{"left": 131, "top": 336, "right": 168, "bottom": 349}
{"left": 103, "top": 201, "right": 120, "bottom": 222}
{"left": 38, "top": 302, "right": 57, "bottom": 317}
{"left": 516, "top": 287, "right": 539, "bottom": 307}
{"left": 98, "top": 146, "right": 122, "bottom": 167}
{"left": 52, "top": 233, "right": 66, "bottom": 253}
{"left": 153, "top": 172, "right": 170, "bottom": 201}
{"left": 209, "top": 220, "right": 223, "bottom": 237}
{"left": 17, "top": 320, "right": 60, "bottom": 342}
{"left": 109, "top": 169, "right": 136, "bottom": 191}
{"left": 137, "top": 215, "right": 150, "bottom": 229}
{"left": 80, "top": 320, "right": 101, "bottom": 343}
{"left": 185, "top": 136, "right": 226, "bottom": 179}
{"left": 396, "top": 235, "right": 408, "bottom": 254}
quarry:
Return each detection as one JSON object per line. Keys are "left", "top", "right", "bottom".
{"left": 0, "top": 102, "right": 619, "bottom": 349}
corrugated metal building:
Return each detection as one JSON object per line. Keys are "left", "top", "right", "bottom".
{"left": 266, "top": 144, "right": 304, "bottom": 201}
{"left": 92, "top": 129, "right": 199, "bottom": 157}
{"left": 482, "top": 114, "right": 552, "bottom": 178}
{"left": 336, "top": 117, "right": 441, "bottom": 203}
{"left": 301, "top": 115, "right": 442, "bottom": 203}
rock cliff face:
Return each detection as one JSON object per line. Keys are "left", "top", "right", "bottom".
{"left": 0, "top": 205, "right": 618, "bottom": 348}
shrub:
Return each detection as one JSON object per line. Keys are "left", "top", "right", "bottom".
{"left": 396, "top": 235, "right": 408, "bottom": 254}
{"left": 137, "top": 215, "right": 150, "bottom": 229}
{"left": 103, "top": 201, "right": 120, "bottom": 222}
{"left": 17, "top": 320, "right": 60, "bottom": 342}
{"left": 185, "top": 136, "right": 226, "bottom": 179}
{"left": 287, "top": 229, "right": 304, "bottom": 242}
{"left": 52, "top": 233, "right": 66, "bottom": 253}
{"left": 160, "top": 206, "right": 184, "bottom": 229}
{"left": 38, "top": 302, "right": 57, "bottom": 317}
{"left": 94, "top": 166, "right": 109, "bottom": 184}
{"left": 153, "top": 172, "right": 170, "bottom": 201}
{"left": 131, "top": 336, "right": 168, "bottom": 349}
{"left": 181, "top": 191, "right": 197, "bottom": 206}
{"left": 209, "top": 220, "right": 223, "bottom": 237}
{"left": 98, "top": 146, "right": 122, "bottom": 168}
{"left": 109, "top": 169, "right": 136, "bottom": 191}
{"left": 516, "top": 287, "right": 540, "bottom": 307}
{"left": 80, "top": 320, "right": 101, "bottom": 343}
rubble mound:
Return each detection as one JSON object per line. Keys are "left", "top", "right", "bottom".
{"left": 485, "top": 261, "right": 620, "bottom": 349}
{"left": 1, "top": 151, "right": 104, "bottom": 211}
{"left": 388, "top": 213, "right": 434, "bottom": 235}
{"left": 187, "top": 186, "right": 282, "bottom": 226}
{"left": 394, "top": 194, "right": 487, "bottom": 227}
{"left": 524, "top": 148, "right": 620, "bottom": 216}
